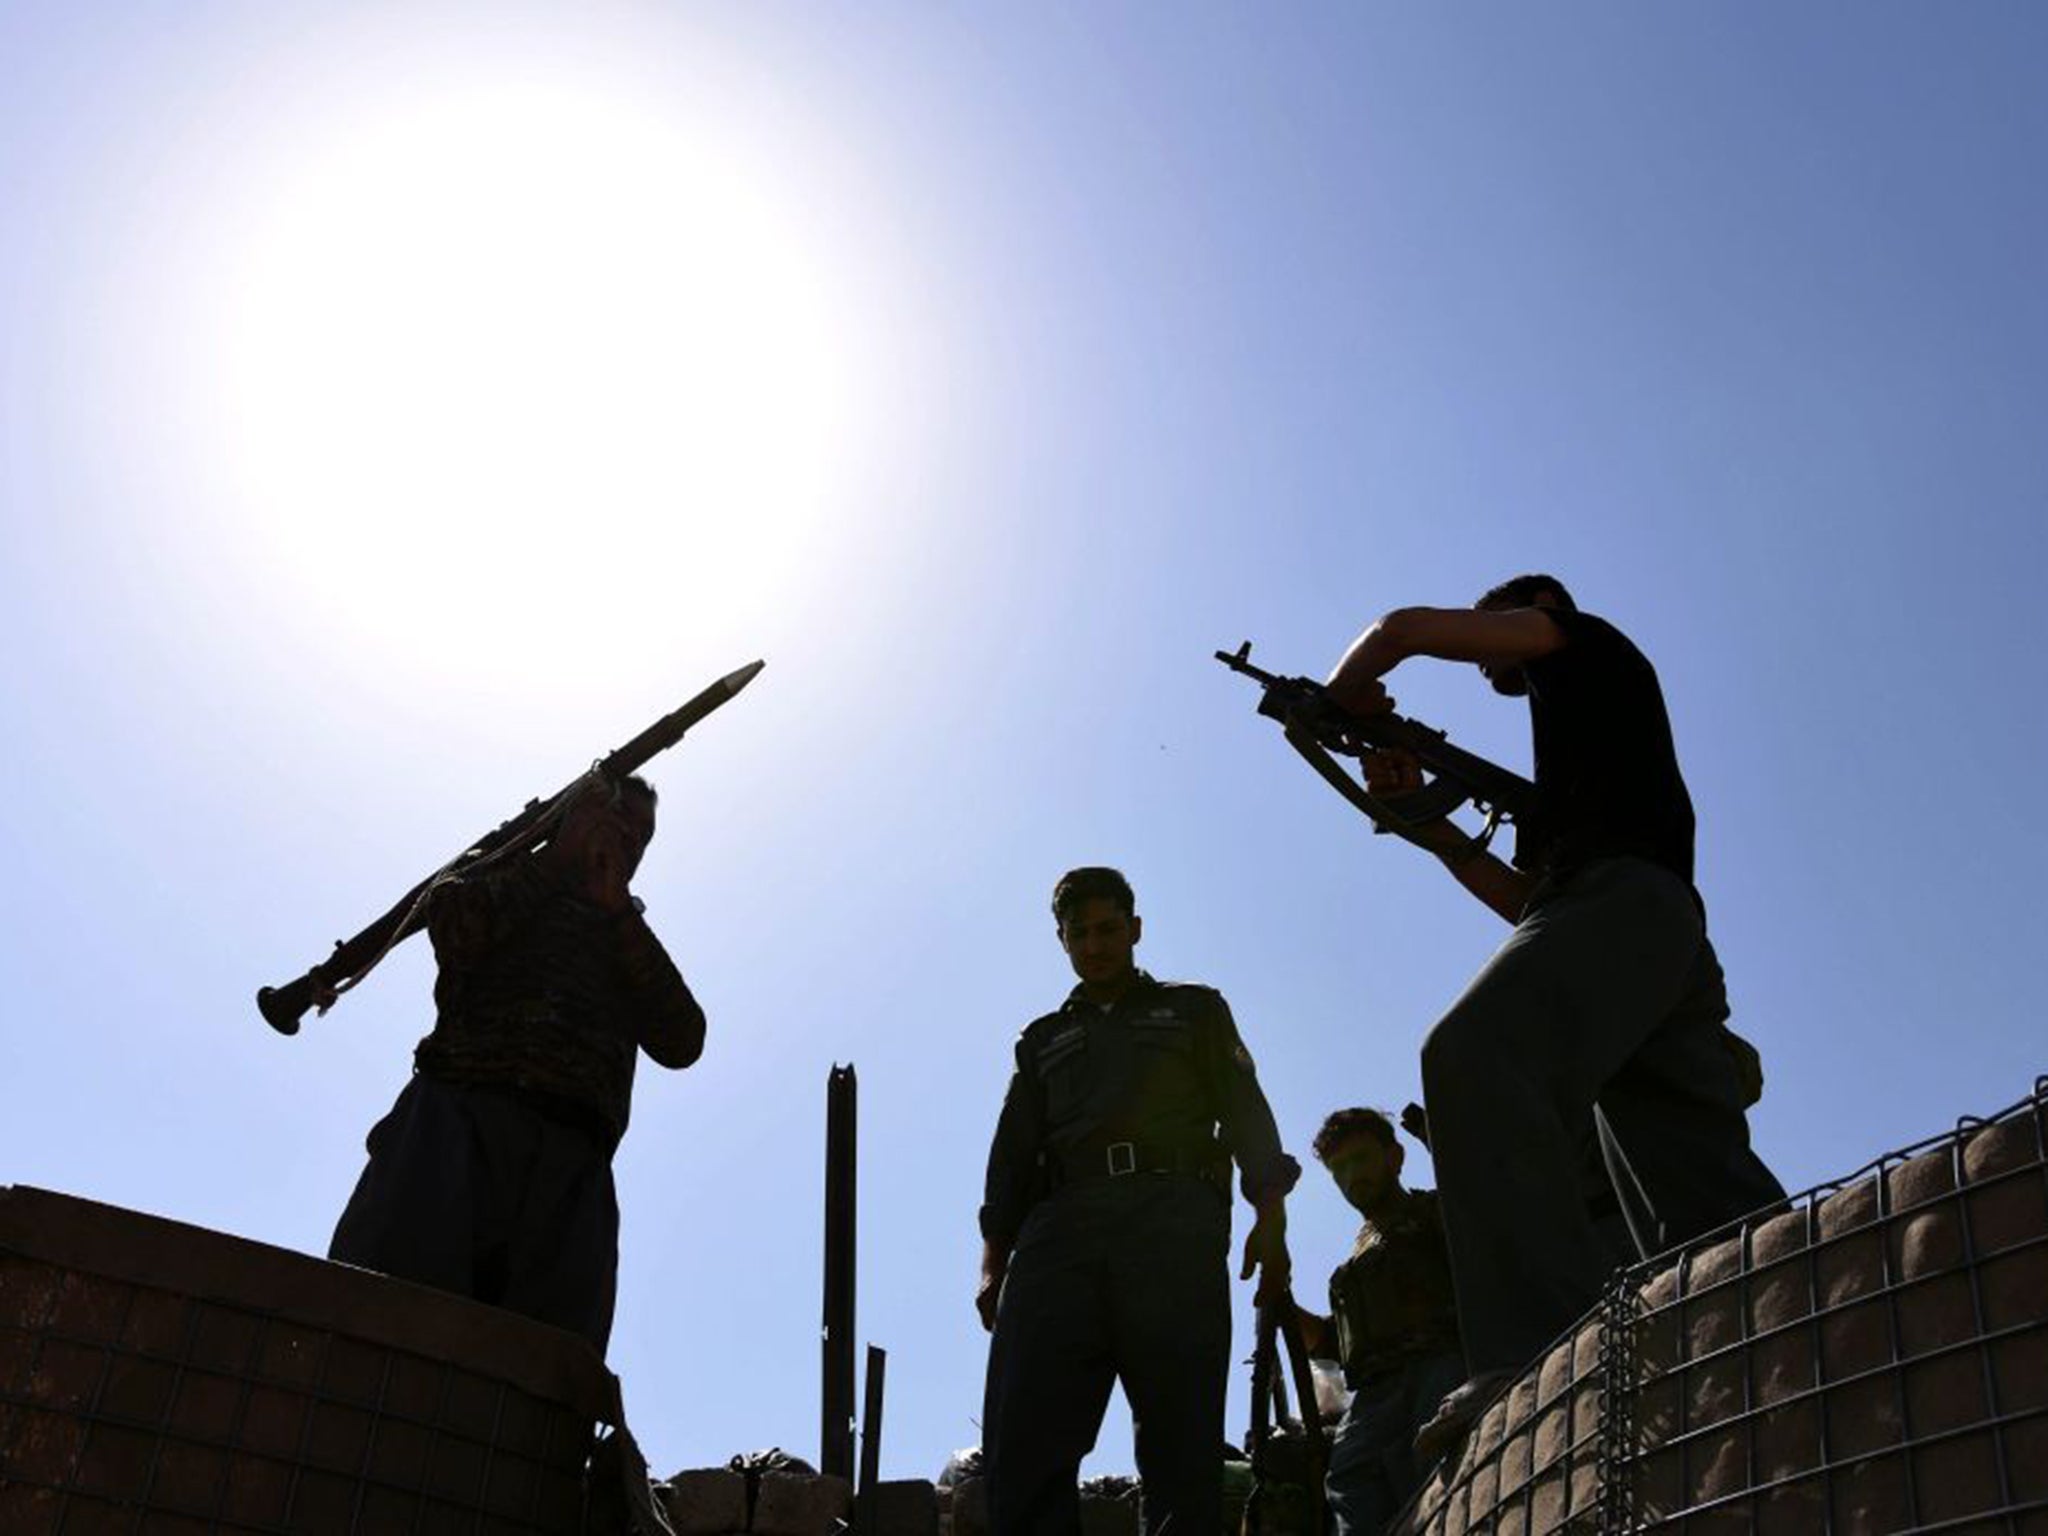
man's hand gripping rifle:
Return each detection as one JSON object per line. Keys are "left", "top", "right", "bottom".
{"left": 1215, "top": 642, "right": 1535, "bottom": 853}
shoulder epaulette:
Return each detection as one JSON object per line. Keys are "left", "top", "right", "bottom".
{"left": 1017, "top": 1007, "right": 1071, "bottom": 1046}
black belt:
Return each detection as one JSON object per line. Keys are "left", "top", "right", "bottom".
{"left": 1051, "top": 1137, "right": 1225, "bottom": 1186}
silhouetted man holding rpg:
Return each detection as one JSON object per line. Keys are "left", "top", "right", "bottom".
{"left": 1322, "top": 575, "right": 1783, "bottom": 1456}
{"left": 329, "top": 776, "right": 705, "bottom": 1352}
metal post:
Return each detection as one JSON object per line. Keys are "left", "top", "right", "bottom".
{"left": 858, "top": 1344, "right": 887, "bottom": 1536}
{"left": 822, "top": 1065, "right": 858, "bottom": 1480}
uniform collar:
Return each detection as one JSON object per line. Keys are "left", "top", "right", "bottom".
{"left": 1063, "top": 968, "right": 1159, "bottom": 1014}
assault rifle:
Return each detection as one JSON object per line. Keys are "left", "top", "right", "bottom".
{"left": 1215, "top": 641, "right": 1535, "bottom": 852}
{"left": 1244, "top": 1295, "right": 1328, "bottom": 1536}
{"left": 257, "top": 659, "right": 765, "bottom": 1036}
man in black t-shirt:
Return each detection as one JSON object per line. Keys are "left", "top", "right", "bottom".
{"left": 1322, "top": 575, "right": 1783, "bottom": 1457}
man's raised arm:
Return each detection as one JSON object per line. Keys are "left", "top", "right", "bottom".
{"left": 1323, "top": 602, "right": 1572, "bottom": 923}
{"left": 1324, "top": 606, "right": 1568, "bottom": 709}
{"left": 612, "top": 913, "right": 707, "bottom": 1069}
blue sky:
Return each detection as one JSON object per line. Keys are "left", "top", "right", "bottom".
{"left": 4, "top": 1, "right": 2044, "bottom": 1484}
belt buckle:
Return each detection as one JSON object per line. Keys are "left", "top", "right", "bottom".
{"left": 1106, "top": 1141, "right": 1137, "bottom": 1176}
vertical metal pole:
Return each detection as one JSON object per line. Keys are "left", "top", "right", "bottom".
{"left": 857, "top": 1344, "right": 887, "bottom": 1536}
{"left": 822, "top": 1064, "right": 858, "bottom": 1480}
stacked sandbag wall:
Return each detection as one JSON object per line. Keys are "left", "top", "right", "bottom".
{"left": 1399, "top": 1076, "right": 2048, "bottom": 1534}
{"left": 0, "top": 1186, "right": 616, "bottom": 1534}
{"left": 657, "top": 1464, "right": 1163, "bottom": 1536}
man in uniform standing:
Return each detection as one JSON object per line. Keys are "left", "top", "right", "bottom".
{"left": 978, "top": 867, "right": 1299, "bottom": 1536}
{"left": 1322, "top": 575, "right": 1783, "bottom": 1453}
{"left": 328, "top": 776, "right": 706, "bottom": 1353}
{"left": 1293, "top": 1109, "right": 1462, "bottom": 1536}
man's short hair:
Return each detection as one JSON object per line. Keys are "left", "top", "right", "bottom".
{"left": 1313, "top": 1107, "right": 1398, "bottom": 1163}
{"left": 1478, "top": 573, "right": 1576, "bottom": 612}
{"left": 1052, "top": 867, "right": 1136, "bottom": 925}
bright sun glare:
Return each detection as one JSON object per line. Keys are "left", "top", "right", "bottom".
{"left": 198, "top": 74, "right": 865, "bottom": 688}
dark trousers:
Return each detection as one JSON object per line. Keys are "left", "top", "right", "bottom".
{"left": 1325, "top": 1350, "right": 1465, "bottom": 1536}
{"left": 328, "top": 1074, "right": 620, "bottom": 1352}
{"left": 984, "top": 1177, "right": 1232, "bottom": 1536}
{"left": 1420, "top": 857, "right": 1784, "bottom": 1374}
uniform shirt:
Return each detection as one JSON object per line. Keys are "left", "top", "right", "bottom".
{"left": 1328, "top": 1187, "right": 1461, "bottom": 1387}
{"left": 1513, "top": 609, "right": 1696, "bottom": 885}
{"left": 979, "top": 971, "right": 1301, "bottom": 1254}
{"left": 411, "top": 851, "right": 706, "bottom": 1147}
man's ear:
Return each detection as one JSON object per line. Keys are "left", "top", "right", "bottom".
{"left": 1389, "top": 1141, "right": 1406, "bottom": 1178}
{"left": 1129, "top": 914, "right": 1143, "bottom": 946}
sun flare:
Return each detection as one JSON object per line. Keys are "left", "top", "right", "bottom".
{"left": 195, "top": 74, "right": 867, "bottom": 688}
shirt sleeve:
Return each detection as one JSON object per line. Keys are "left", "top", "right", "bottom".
{"left": 610, "top": 907, "right": 708, "bottom": 1069}
{"left": 979, "top": 1034, "right": 1049, "bottom": 1254}
{"left": 1536, "top": 606, "right": 1617, "bottom": 651}
{"left": 1202, "top": 993, "right": 1301, "bottom": 1205}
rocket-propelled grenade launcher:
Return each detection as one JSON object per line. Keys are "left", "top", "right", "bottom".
{"left": 257, "top": 659, "right": 766, "bottom": 1036}
{"left": 1214, "top": 641, "right": 1535, "bottom": 851}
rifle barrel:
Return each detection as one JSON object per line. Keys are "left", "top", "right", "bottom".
{"left": 600, "top": 660, "right": 766, "bottom": 777}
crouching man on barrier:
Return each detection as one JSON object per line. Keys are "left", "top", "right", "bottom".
{"left": 1322, "top": 574, "right": 1784, "bottom": 1459}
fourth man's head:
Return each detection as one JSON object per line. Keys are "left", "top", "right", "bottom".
{"left": 1313, "top": 1107, "right": 1406, "bottom": 1215}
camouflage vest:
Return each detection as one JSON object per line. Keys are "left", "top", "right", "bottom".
{"left": 1329, "top": 1188, "right": 1462, "bottom": 1386}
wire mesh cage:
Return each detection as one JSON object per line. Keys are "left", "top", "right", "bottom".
{"left": 0, "top": 1186, "right": 618, "bottom": 1534}
{"left": 1399, "top": 1075, "right": 2048, "bottom": 1535}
